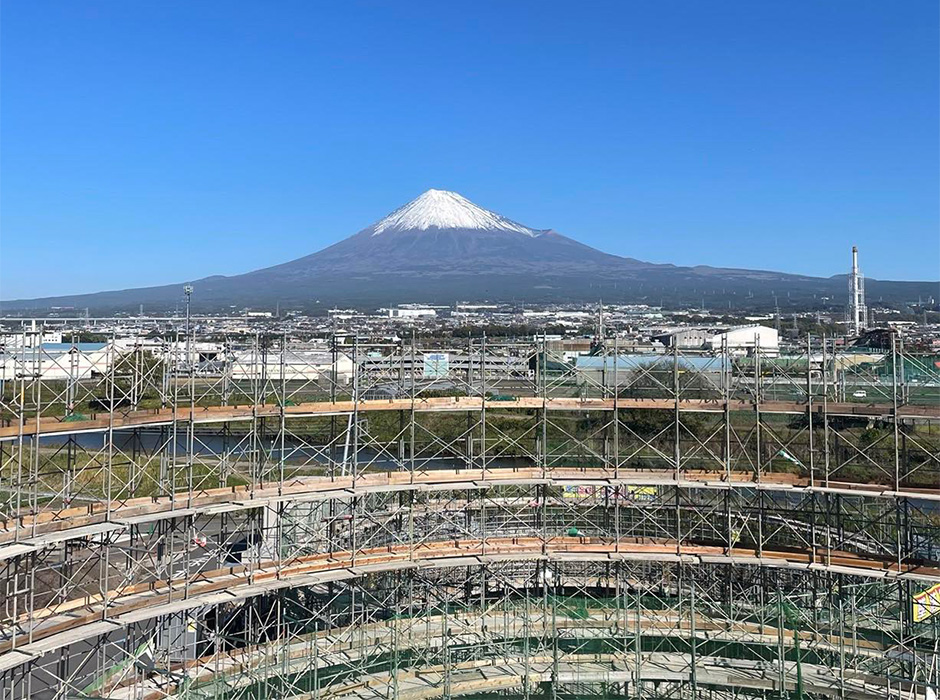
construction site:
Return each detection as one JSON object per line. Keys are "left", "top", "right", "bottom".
{"left": 1, "top": 328, "right": 938, "bottom": 700}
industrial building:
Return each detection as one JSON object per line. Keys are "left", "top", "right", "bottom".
{"left": 0, "top": 340, "right": 110, "bottom": 381}
{"left": 230, "top": 346, "right": 355, "bottom": 383}
{"left": 385, "top": 305, "right": 439, "bottom": 318}
{"left": 653, "top": 324, "right": 779, "bottom": 355}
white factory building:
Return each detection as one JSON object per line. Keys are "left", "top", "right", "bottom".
{"left": 0, "top": 341, "right": 112, "bottom": 381}
{"left": 230, "top": 348, "right": 355, "bottom": 383}
{"left": 654, "top": 325, "right": 779, "bottom": 356}
{"left": 384, "top": 306, "right": 438, "bottom": 319}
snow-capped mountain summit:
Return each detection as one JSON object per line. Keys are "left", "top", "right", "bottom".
{"left": 371, "top": 189, "right": 540, "bottom": 237}
{"left": 284, "top": 188, "right": 623, "bottom": 275}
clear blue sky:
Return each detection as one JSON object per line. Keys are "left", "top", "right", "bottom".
{"left": 1, "top": 1, "right": 937, "bottom": 298}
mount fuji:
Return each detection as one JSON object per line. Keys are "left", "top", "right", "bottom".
{"left": 262, "top": 189, "right": 653, "bottom": 278}
{"left": 3, "top": 189, "right": 935, "bottom": 312}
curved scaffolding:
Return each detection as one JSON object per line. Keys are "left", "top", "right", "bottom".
{"left": 1, "top": 330, "right": 938, "bottom": 699}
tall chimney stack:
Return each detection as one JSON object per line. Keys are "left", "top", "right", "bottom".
{"left": 848, "top": 245, "right": 867, "bottom": 336}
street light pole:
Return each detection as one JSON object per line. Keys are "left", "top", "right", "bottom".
{"left": 184, "top": 285, "right": 193, "bottom": 370}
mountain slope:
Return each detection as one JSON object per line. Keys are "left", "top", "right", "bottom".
{"left": 263, "top": 189, "right": 654, "bottom": 277}
{"left": 2, "top": 189, "right": 936, "bottom": 312}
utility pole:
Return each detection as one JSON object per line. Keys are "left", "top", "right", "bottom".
{"left": 184, "top": 285, "right": 193, "bottom": 370}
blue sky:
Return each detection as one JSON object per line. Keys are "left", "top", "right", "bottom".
{"left": 1, "top": 1, "right": 937, "bottom": 298}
